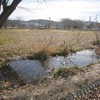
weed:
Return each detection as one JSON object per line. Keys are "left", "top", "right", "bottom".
{"left": 33, "top": 50, "right": 49, "bottom": 62}
{"left": 52, "top": 66, "right": 83, "bottom": 79}
{"left": 92, "top": 32, "right": 100, "bottom": 45}
{"left": 85, "top": 63, "right": 94, "bottom": 68}
{"left": 95, "top": 46, "right": 100, "bottom": 56}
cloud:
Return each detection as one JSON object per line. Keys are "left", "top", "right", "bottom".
{"left": 9, "top": 0, "right": 100, "bottom": 21}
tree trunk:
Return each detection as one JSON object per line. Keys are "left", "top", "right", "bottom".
{"left": 0, "top": 0, "right": 22, "bottom": 29}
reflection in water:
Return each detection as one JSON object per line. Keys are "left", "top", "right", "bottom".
{"left": 48, "top": 49, "right": 100, "bottom": 68}
{"left": 8, "top": 49, "right": 100, "bottom": 83}
{"left": 8, "top": 60, "right": 48, "bottom": 83}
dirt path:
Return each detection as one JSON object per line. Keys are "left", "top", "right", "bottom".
{"left": 0, "top": 63, "right": 100, "bottom": 100}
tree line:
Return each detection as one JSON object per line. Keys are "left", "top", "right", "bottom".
{"left": 61, "top": 18, "right": 83, "bottom": 30}
{"left": 0, "top": 0, "right": 100, "bottom": 30}
{"left": 2, "top": 18, "right": 100, "bottom": 31}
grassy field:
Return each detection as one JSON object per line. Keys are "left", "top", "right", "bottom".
{"left": 0, "top": 29, "right": 99, "bottom": 61}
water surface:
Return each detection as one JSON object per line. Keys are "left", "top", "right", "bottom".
{"left": 8, "top": 60, "right": 48, "bottom": 83}
{"left": 7, "top": 49, "right": 100, "bottom": 83}
{"left": 48, "top": 49, "right": 100, "bottom": 68}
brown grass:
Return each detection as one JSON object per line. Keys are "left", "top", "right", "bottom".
{"left": 95, "top": 46, "right": 100, "bottom": 55}
{"left": 0, "top": 29, "right": 98, "bottom": 61}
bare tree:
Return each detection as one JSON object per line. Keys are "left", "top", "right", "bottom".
{"left": 0, "top": 0, "right": 22, "bottom": 29}
{"left": 7, "top": 19, "right": 19, "bottom": 28}
{"left": 0, "top": 0, "right": 47, "bottom": 29}
{"left": 73, "top": 20, "right": 83, "bottom": 30}
{"left": 61, "top": 18, "right": 73, "bottom": 30}
{"left": 16, "top": 17, "right": 23, "bottom": 28}
{"left": 61, "top": 18, "right": 84, "bottom": 30}
{"left": 45, "top": 18, "right": 52, "bottom": 29}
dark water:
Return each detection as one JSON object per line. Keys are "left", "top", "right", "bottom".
{"left": 5, "top": 49, "right": 100, "bottom": 83}
{"left": 8, "top": 60, "right": 48, "bottom": 83}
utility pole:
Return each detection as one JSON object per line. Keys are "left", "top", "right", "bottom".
{"left": 89, "top": 16, "right": 91, "bottom": 22}
{"left": 48, "top": 17, "right": 51, "bottom": 29}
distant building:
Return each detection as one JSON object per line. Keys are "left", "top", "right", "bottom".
{"left": 82, "top": 21, "right": 100, "bottom": 30}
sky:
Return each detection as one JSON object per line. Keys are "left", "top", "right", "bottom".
{"left": 9, "top": 0, "right": 100, "bottom": 22}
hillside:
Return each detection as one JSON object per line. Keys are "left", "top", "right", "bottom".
{"left": 20, "top": 19, "right": 63, "bottom": 28}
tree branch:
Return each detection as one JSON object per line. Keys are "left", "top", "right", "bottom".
{"left": 0, "top": 0, "right": 22, "bottom": 29}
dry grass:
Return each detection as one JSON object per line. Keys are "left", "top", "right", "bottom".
{"left": 0, "top": 29, "right": 98, "bottom": 61}
{"left": 95, "top": 46, "right": 100, "bottom": 55}
{"left": 52, "top": 66, "right": 83, "bottom": 78}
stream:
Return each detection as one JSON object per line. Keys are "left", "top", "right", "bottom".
{"left": 48, "top": 49, "right": 100, "bottom": 68}
{"left": 0, "top": 49, "right": 100, "bottom": 83}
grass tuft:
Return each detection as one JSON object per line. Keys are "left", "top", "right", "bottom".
{"left": 52, "top": 66, "right": 83, "bottom": 79}
{"left": 33, "top": 50, "right": 49, "bottom": 62}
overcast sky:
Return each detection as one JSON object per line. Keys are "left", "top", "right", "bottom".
{"left": 9, "top": 0, "right": 100, "bottom": 22}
